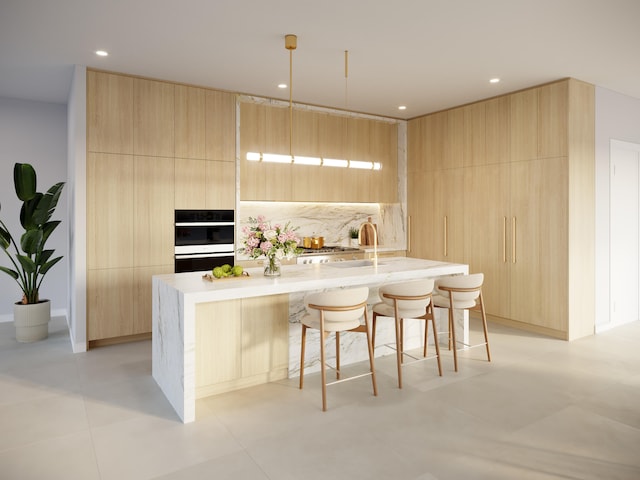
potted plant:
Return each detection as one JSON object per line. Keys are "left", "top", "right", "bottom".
{"left": 0, "top": 163, "right": 65, "bottom": 342}
{"left": 349, "top": 227, "right": 360, "bottom": 247}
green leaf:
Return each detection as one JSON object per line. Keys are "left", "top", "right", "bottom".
{"left": 0, "top": 226, "right": 11, "bottom": 250}
{"left": 0, "top": 265, "right": 19, "bottom": 280}
{"left": 17, "top": 254, "right": 36, "bottom": 274}
{"left": 41, "top": 220, "right": 60, "bottom": 245}
{"left": 33, "top": 182, "right": 65, "bottom": 225}
{"left": 39, "top": 256, "right": 62, "bottom": 275}
{"left": 20, "top": 193, "right": 42, "bottom": 230}
{"left": 39, "top": 249, "right": 54, "bottom": 265}
{"left": 14, "top": 163, "right": 37, "bottom": 202}
{"left": 20, "top": 229, "right": 43, "bottom": 255}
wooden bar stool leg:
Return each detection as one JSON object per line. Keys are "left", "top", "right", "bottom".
{"left": 423, "top": 318, "right": 428, "bottom": 358}
{"left": 394, "top": 315, "right": 403, "bottom": 389}
{"left": 430, "top": 312, "right": 442, "bottom": 377}
{"left": 363, "top": 311, "right": 378, "bottom": 396}
{"left": 478, "top": 293, "right": 491, "bottom": 362}
{"left": 449, "top": 306, "right": 458, "bottom": 372}
{"left": 299, "top": 324, "right": 307, "bottom": 389}
{"left": 335, "top": 331, "right": 341, "bottom": 380}
{"left": 320, "top": 327, "right": 328, "bottom": 412}
{"left": 400, "top": 318, "right": 405, "bottom": 364}
{"left": 448, "top": 311, "right": 452, "bottom": 351}
{"left": 371, "top": 312, "right": 377, "bottom": 349}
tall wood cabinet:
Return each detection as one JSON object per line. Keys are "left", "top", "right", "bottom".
{"left": 408, "top": 78, "right": 594, "bottom": 340}
{"left": 86, "top": 70, "right": 236, "bottom": 346}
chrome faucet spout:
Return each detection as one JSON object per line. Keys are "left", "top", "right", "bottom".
{"left": 358, "top": 218, "right": 378, "bottom": 266}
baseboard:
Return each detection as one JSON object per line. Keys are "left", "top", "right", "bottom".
{"left": 88, "top": 332, "right": 151, "bottom": 349}
{"left": 486, "top": 314, "right": 569, "bottom": 340}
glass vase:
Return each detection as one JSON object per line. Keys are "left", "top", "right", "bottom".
{"left": 264, "top": 256, "right": 281, "bottom": 277}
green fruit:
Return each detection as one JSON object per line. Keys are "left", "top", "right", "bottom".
{"left": 212, "top": 267, "right": 224, "bottom": 279}
{"left": 221, "top": 264, "right": 232, "bottom": 273}
{"left": 232, "top": 265, "right": 243, "bottom": 276}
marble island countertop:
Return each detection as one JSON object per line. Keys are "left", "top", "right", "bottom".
{"left": 155, "top": 257, "right": 463, "bottom": 302}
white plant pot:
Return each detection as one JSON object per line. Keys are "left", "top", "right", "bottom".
{"left": 350, "top": 238, "right": 360, "bottom": 247}
{"left": 13, "top": 299, "right": 51, "bottom": 343}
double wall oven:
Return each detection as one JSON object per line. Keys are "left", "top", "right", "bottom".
{"left": 174, "top": 210, "right": 235, "bottom": 273}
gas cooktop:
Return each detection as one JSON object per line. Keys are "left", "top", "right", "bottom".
{"left": 298, "top": 246, "right": 361, "bottom": 256}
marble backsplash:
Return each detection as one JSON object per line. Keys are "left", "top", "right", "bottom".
{"left": 237, "top": 201, "right": 406, "bottom": 254}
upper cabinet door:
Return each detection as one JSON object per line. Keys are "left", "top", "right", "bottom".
{"left": 538, "top": 81, "right": 568, "bottom": 158}
{"left": 463, "top": 102, "right": 486, "bottom": 167}
{"left": 175, "top": 85, "right": 206, "bottom": 160}
{"left": 206, "top": 90, "right": 236, "bottom": 161}
{"left": 510, "top": 88, "right": 538, "bottom": 162}
{"left": 240, "top": 102, "right": 398, "bottom": 202}
{"left": 485, "top": 96, "right": 510, "bottom": 164}
{"left": 87, "top": 71, "right": 133, "bottom": 154}
{"left": 133, "top": 78, "right": 175, "bottom": 157}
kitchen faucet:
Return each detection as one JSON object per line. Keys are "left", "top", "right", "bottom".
{"left": 358, "top": 218, "right": 378, "bottom": 266}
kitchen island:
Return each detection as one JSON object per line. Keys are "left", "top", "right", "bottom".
{"left": 152, "top": 257, "right": 468, "bottom": 422}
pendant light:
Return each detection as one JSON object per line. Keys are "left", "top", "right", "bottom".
{"left": 246, "top": 36, "right": 378, "bottom": 170}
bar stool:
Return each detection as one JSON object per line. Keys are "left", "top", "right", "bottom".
{"left": 432, "top": 273, "right": 491, "bottom": 372}
{"left": 299, "top": 286, "right": 377, "bottom": 411}
{"left": 371, "top": 279, "right": 442, "bottom": 388}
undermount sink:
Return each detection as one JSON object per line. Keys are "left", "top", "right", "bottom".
{"left": 326, "top": 259, "right": 382, "bottom": 268}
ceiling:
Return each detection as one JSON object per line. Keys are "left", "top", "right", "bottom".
{"left": 2, "top": 0, "right": 640, "bottom": 119}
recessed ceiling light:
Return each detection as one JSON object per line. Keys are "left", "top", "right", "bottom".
{"left": 398, "top": 105, "right": 407, "bottom": 110}
{"left": 278, "top": 83, "right": 287, "bottom": 89}
{"left": 95, "top": 50, "right": 109, "bottom": 57}
{"left": 489, "top": 78, "right": 500, "bottom": 84}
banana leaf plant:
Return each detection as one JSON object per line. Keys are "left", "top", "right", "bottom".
{"left": 0, "top": 163, "right": 65, "bottom": 304}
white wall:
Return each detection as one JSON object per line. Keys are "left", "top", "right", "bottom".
{"left": 0, "top": 97, "right": 68, "bottom": 321}
{"left": 67, "top": 65, "right": 87, "bottom": 351}
{"left": 595, "top": 86, "right": 640, "bottom": 331}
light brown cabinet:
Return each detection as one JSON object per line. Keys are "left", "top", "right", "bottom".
{"left": 175, "top": 85, "right": 206, "bottom": 160}
{"left": 133, "top": 156, "right": 175, "bottom": 267}
{"left": 239, "top": 102, "right": 398, "bottom": 202}
{"left": 86, "top": 152, "right": 134, "bottom": 269}
{"left": 509, "top": 157, "right": 568, "bottom": 331}
{"left": 87, "top": 71, "right": 133, "bottom": 154}
{"left": 86, "top": 70, "right": 236, "bottom": 346}
{"left": 133, "top": 78, "right": 174, "bottom": 157}
{"left": 463, "top": 158, "right": 568, "bottom": 331}
{"left": 408, "top": 168, "right": 463, "bottom": 262}
{"left": 195, "top": 295, "right": 289, "bottom": 397}
{"left": 408, "top": 78, "right": 594, "bottom": 340}
{"left": 463, "top": 163, "right": 510, "bottom": 320}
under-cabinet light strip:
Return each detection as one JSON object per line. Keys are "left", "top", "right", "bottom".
{"left": 246, "top": 152, "right": 381, "bottom": 170}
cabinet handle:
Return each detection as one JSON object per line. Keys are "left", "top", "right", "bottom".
{"left": 502, "top": 216, "right": 507, "bottom": 263}
{"left": 407, "top": 215, "right": 411, "bottom": 253}
{"left": 443, "top": 215, "right": 448, "bottom": 257}
{"left": 512, "top": 216, "right": 517, "bottom": 263}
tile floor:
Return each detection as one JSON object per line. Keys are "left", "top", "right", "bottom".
{"left": 1, "top": 316, "right": 639, "bottom": 479}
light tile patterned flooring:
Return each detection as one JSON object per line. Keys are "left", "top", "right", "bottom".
{"left": 1, "top": 316, "right": 639, "bottom": 479}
